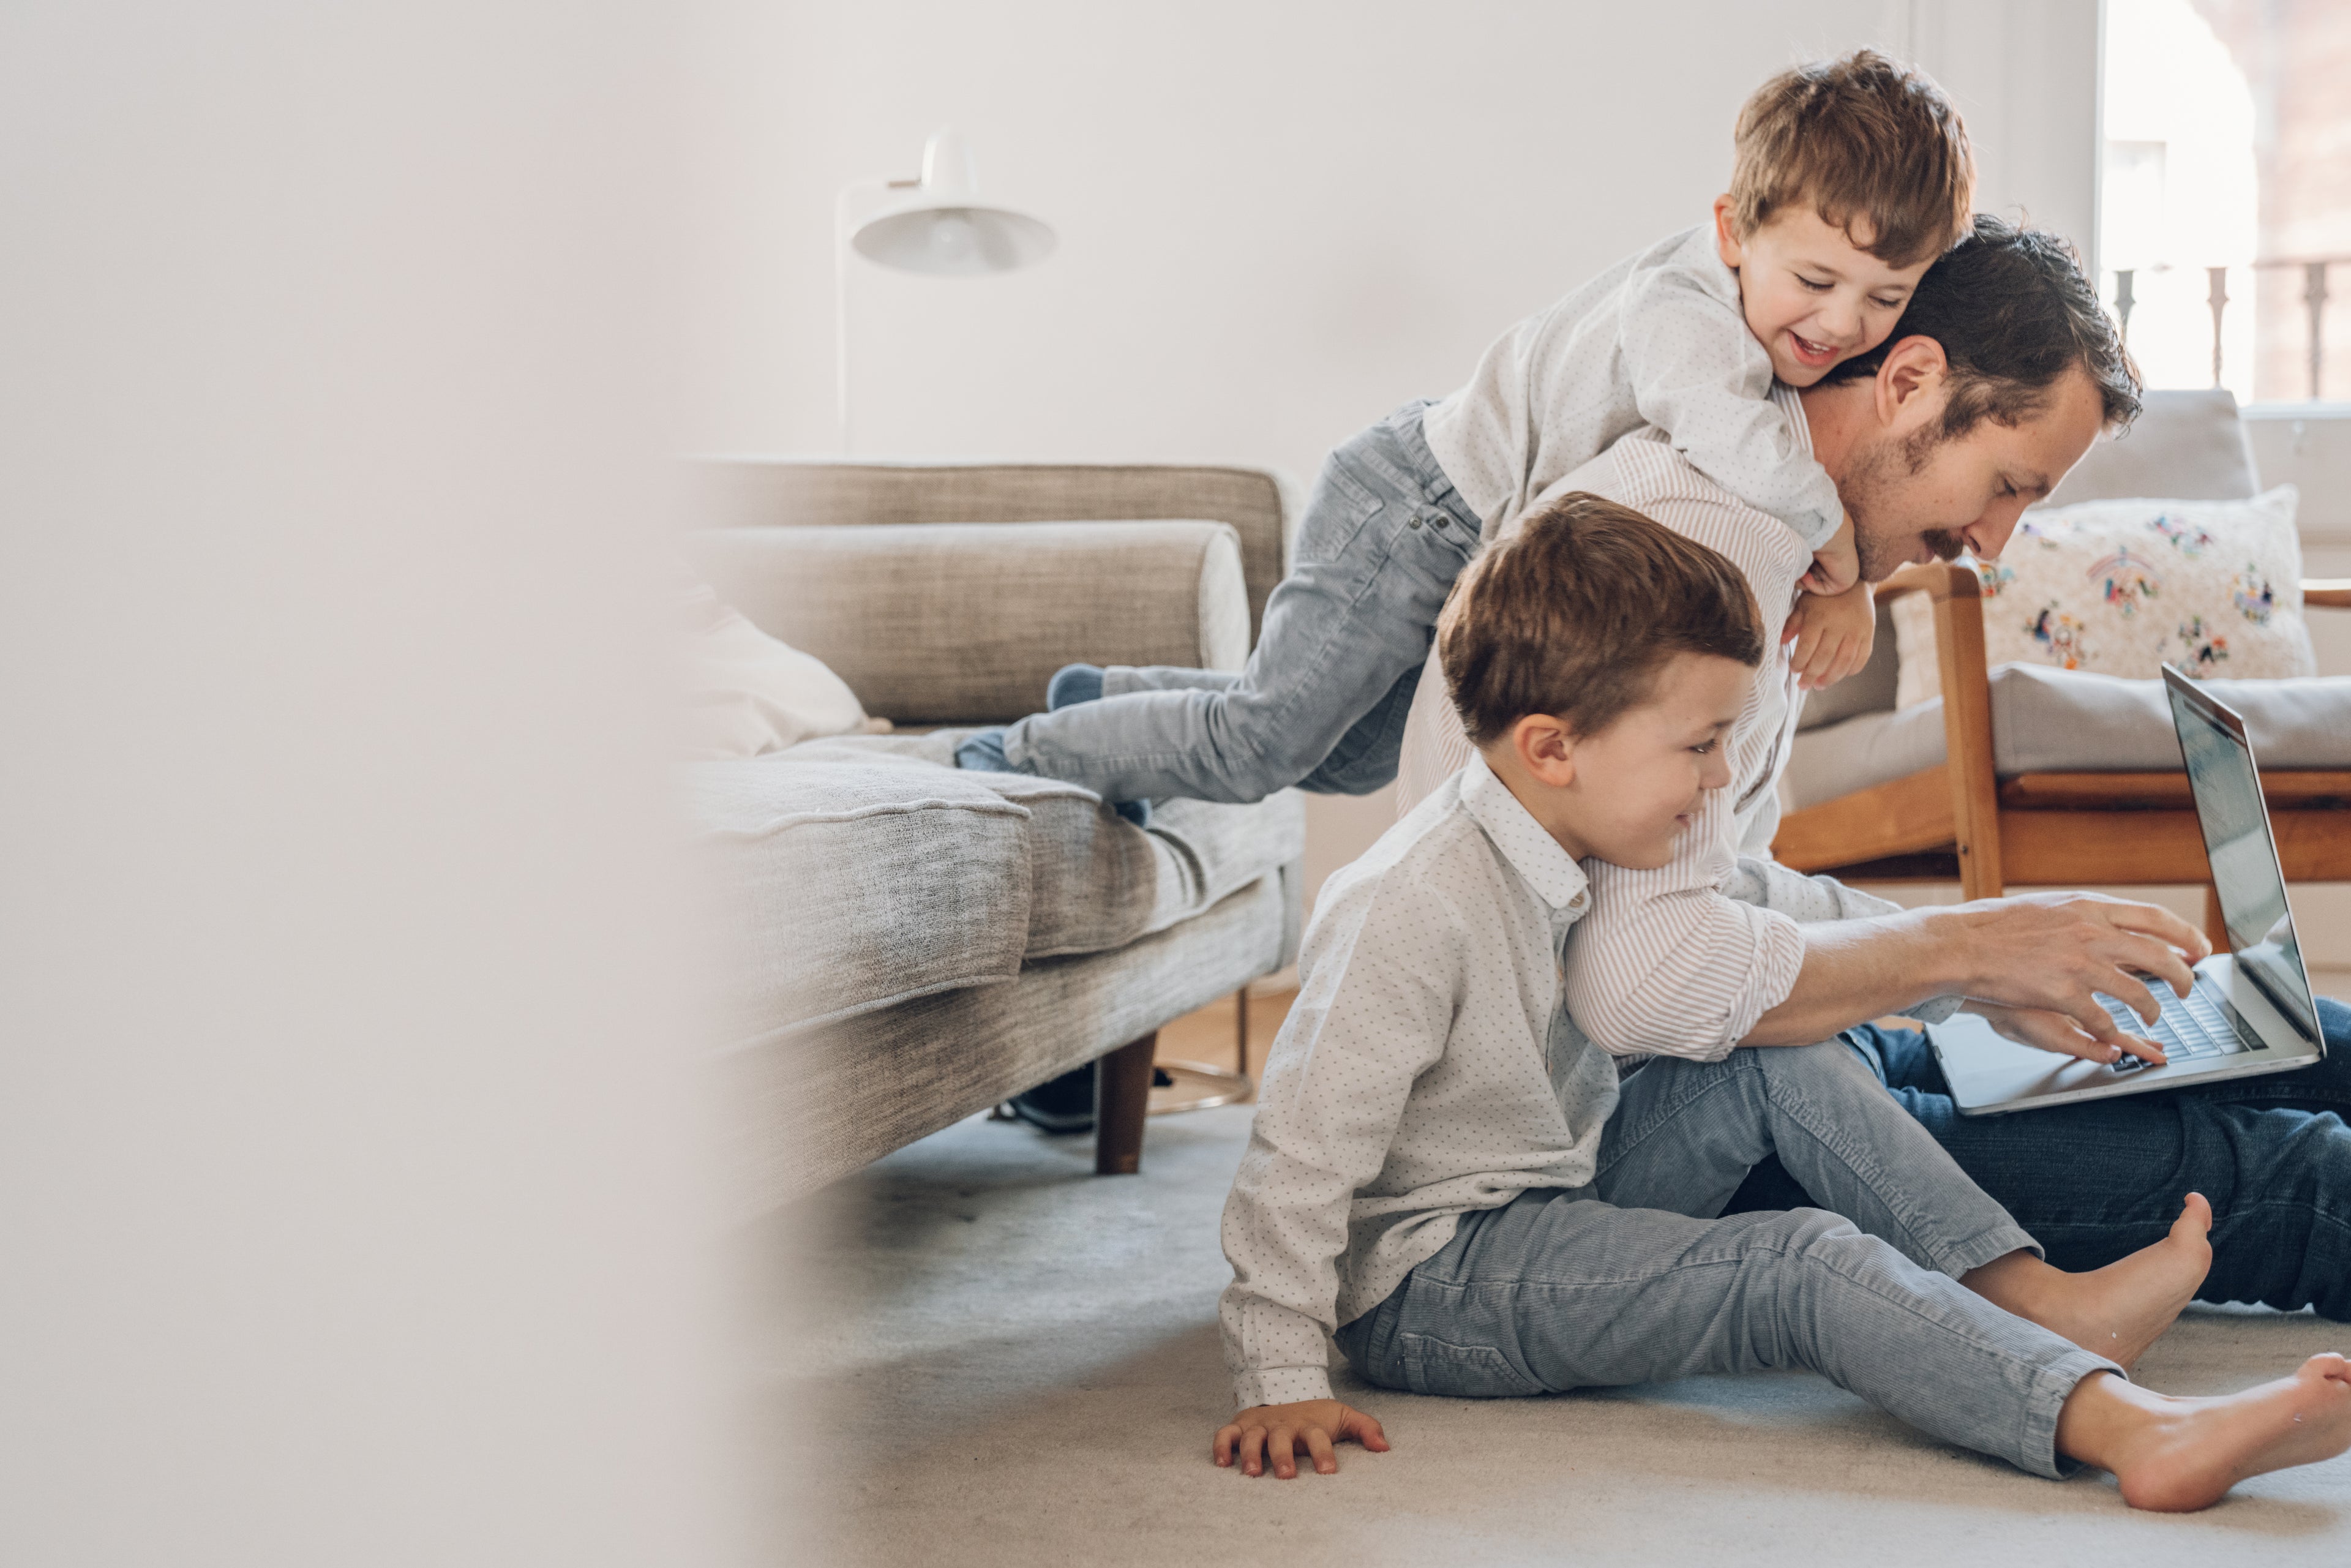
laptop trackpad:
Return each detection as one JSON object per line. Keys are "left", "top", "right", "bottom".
{"left": 1933, "top": 1011, "right": 2131, "bottom": 1110}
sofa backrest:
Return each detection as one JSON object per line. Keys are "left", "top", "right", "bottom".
{"left": 690, "top": 459, "right": 1294, "bottom": 644}
{"left": 1799, "top": 388, "right": 2266, "bottom": 730}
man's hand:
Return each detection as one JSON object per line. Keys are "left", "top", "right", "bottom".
{"left": 1967, "top": 1000, "right": 2169, "bottom": 1067}
{"left": 1783, "top": 579, "right": 1876, "bottom": 691}
{"left": 1951, "top": 892, "right": 2208, "bottom": 1045}
{"left": 1213, "top": 1398, "right": 1389, "bottom": 1478}
{"left": 1798, "top": 511, "right": 1860, "bottom": 596}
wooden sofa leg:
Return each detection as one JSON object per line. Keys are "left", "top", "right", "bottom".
{"left": 1095, "top": 1032, "right": 1157, "bottom": 1176}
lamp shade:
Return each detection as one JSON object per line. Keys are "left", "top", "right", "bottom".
{"left": 849, "top": 127, "right": 1056, "bottom": 276}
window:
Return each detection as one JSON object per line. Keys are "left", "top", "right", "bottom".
{"left": 2099, "top": 0, "right": 2350, "bottom": 403}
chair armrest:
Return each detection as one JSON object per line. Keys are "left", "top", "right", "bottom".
{"left": 1877, "top": 561, "right": 2004, "bottom": 895}
{"left": 681, "top": 520, "right": 1250, "bottom": 724}
{"left": 2304, "top": 579, "right": 2351, "bottom": 610}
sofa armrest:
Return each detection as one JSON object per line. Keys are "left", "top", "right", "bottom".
{"left": 689, "top": 459, "right": 1295, "bottom": 643}
{"left": 682, "top": 520, "right": 1250, "bottom": 724}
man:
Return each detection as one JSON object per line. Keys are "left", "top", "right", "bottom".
{"left": 1395, "top": 216, "right": 2351, "bottom": 1319}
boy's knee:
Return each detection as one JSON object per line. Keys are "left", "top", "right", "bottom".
{"left": 1753, "top": 1037, "right": 1875, "bottom": 1094}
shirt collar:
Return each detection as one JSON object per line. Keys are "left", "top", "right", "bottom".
{"left": 1460, "top": 753, "right": 1591, "bottom": 914}
{"left": 1772, "top": 381, "right": 1815, "bottom": 457}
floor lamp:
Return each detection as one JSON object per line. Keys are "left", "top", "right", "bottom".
{"left": 833, "top": 127, "right": 1056, "bottom": 453}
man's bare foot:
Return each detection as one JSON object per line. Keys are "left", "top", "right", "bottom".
{"left": 2070, "top": 1354, "right": 2351, "bottom": 1512}
{"left": 1963, "top": 1195, "right": 2211, "bottom": 1371}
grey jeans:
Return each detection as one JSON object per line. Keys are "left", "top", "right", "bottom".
{"left": 1000, "top": 399, "right": 1479, "bottom": 803}
{"left": 1333, "top": 1040, "right": 2119, "bottom": 1478}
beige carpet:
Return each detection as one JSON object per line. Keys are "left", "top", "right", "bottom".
{"left": 748, "top": 1103, "right": 2351, "bottom": 1566}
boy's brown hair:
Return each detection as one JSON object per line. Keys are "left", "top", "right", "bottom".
{"left": 1728, "top": 48, "right": 1974, "bottom": 268}
{"left": 1438, "top": 493, "right": 1765, "bottom": 747}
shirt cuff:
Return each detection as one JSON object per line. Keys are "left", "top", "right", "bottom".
{"left": 1721, "top": 907, "right": 1809, "bottom": 1051}
{"left": 1234, "top": 1364, "right": 1335, "bottom": 1408}
{"left": 1901, "top": 993, "right": 1964, "bottom": 1026}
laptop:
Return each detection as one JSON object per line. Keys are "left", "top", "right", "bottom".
{"left": 1930, "top": 664, "right": 2326, "bottom": 1115}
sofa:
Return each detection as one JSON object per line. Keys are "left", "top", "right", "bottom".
{"left": 681, "top": 460, "right": 1307, "bottom": 1211}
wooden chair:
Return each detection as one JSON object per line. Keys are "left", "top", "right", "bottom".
{"left": 1774, "top": 566, "right": 2351, "bottom": 950}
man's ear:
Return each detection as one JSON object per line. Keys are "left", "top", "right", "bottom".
{"left": 1711, "top": 195, "right": 1743, "bottom": 269}
{"left": 1873, "top": 334, "right": 1949, "bottom": 424}
{"left": 1511, "top": 713, "right": 1579, "bottom": 787}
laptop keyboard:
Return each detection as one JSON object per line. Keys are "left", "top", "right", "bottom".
{"left": 2100, "top": 980, "right": 2266, "bottom": 1072}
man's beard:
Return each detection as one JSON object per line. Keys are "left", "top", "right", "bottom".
{"left": 1843, "top": 424, "right": 1968, "bottom": 580}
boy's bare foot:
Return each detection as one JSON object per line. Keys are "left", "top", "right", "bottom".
{"left": 1963, "top": 1195, "right": 2211, "bottom": 1371}
{"left": 2072, "top": 1354, "right": 2351, "bottom": 1512}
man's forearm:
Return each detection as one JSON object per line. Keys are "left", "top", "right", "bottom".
{"left": 1739, "top": 907, "right": 1971, "bottom": 1046}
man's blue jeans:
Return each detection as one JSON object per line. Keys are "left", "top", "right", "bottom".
{"left": 1727, "top": 999, "right": 2351, "bottom": 1320}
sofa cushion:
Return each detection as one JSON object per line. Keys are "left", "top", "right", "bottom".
{"left": 1783, "top": 664, "right": 2351, "bottom": 812}
{"left": 688, "top": 733, "right": 1308, "bottom": 1040}
{"left": 791, "top": 730, "right": 1308, "bottom": 956}
{"left": 686, "top": 754, "right": 1034, "bottom": 1034}
{"left": 680, "top": 520, "right": 1252, "bottom": 724}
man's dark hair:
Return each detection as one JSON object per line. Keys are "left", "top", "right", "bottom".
{"left": 1438, "top": 493, "right": 1765, "bottom": 747}
{"left": 1829, "top": 214, "right": 2142, "bottom": 438}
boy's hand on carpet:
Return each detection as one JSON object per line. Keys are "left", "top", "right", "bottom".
{"left": 1213, "top": 1399, "right": 1389, "bottom": 1479}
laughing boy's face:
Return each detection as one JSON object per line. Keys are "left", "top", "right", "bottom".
{"left": 1714, "top": 201, "right": 1932, "bottom": 386}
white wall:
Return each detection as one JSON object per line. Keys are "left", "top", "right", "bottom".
{"left": 3, "top": 7, "right": 734, "bottom": 1564}
{"left": 713, "top": 0, "right": 2102, "bottom": 900}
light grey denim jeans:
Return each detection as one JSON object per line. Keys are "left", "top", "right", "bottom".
{"left": 1333, "top": 1040, "right": 2120, "bottom": 1479}
{"left": 999, "top": 398, "right": 1479, "bottom": 803}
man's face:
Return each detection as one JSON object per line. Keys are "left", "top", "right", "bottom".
{"left": 1840, "top": 363, "right": 2109, "bottom": 582}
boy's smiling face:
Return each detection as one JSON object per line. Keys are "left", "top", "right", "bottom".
{"left": 1491, "top": 651, "right": 1753, "bottom": 871}
{"left": 1713, "top": 198, "right": 1934, "bottom": 386}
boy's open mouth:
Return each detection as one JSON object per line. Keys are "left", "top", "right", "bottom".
{"left": 1785, "top": 330, "right": 1840, "bottom": 369}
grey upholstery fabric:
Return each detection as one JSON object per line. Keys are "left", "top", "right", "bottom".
{"left": 2041, "top": 389, "right": 2261, "bottom": 509}
{"left": 688, "top": 458, "right": 1294, "bottom": 640}
{"left": 681, "top": 520, "right": 1250, "bottom": 724}
{"left": 716, "top": 867, "right": 1300, "bottom": 1210}
{"left": 784, "top": 730, "right": 1307, "bottom": 959}
{"left": 1801, "top": 390, "right": 2265, "bottom": 734}
{"left": 1783, "top": 665, "right": 2351, "bottom": 811}
{"left": 690, "top": 732, "right": 1307, "bottom": 1035}
{"left": 687, "top": 754, "right": 1033, "bottom": 1034}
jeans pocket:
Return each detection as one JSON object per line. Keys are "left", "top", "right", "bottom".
{"left": 1396, "top": 1332, "right": 1542, "bottom": 1398}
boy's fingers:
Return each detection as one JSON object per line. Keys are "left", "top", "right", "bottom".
{"left": 1239, "top": 1426, "right": 1266, "bottom": 1476}
{"left": 1304, "top": 1426, "right": 1338, "bottom": 1474}
{"left": 1341, "top": 1409, "right": 1392, "bottom": 1450}
{"left": 1268, "top": 1424, "right": 1299, "bottom": 1479}
{"left": 1213, "top": 1423, "right": 1239, "bottom": 1466}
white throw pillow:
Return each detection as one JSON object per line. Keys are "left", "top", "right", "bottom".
{"left": 680, "top": 580, "right": 873, "bottom": 759}
{"left": 1892, "top": 485, "right": 2312, "bottom": 707}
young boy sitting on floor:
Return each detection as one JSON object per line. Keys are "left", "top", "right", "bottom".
{"left": 1211, "top": 494, "right": 2351, "bottom": 1511}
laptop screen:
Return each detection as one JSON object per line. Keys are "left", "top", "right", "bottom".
{"left": 2167, "top": 674, "right": 2321, "bottom": 1040}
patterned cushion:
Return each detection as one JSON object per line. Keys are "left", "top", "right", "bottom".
{"left": 1892, "top": 486, "right": 2312, "bottom": 707}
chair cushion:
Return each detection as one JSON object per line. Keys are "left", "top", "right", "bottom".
{"left": 1892, "top": 486, "right": 2312, "bottom": 706}
{"left": 2040, "top": 389, "right": 2261, "bottom": 509}
{"left": 1784, "top": 664, "right": 2351, "bottom": 812}
{"left": 1796, "top": 389, "right": 2265, "bottom": 736}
